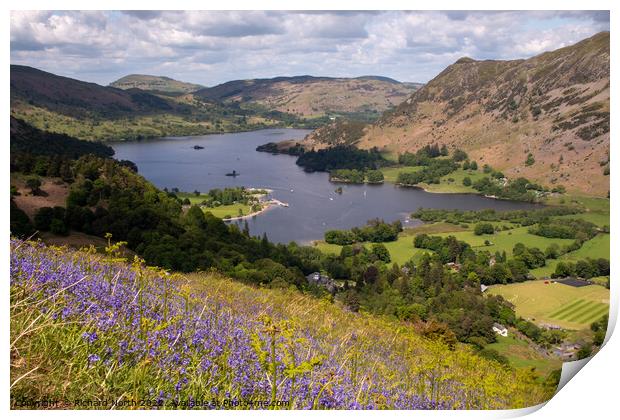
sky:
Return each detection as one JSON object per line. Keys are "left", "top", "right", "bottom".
{"left": 10, "top": 10, "right": 610, "bottom": 86}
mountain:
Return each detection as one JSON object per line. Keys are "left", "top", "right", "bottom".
{"left": 109, "top": 74, "right": 204, "bottom": 95}
{"left": 10, "top": 65, "right": 419, "bottom": 141}
{"left": 10, "top": 65, "right": 174, "bottom": 118}
{"left": 10, "top": 116, "right": 114, "bottom": 159}
{"left": 305, "top": 32, "right": 610, "bottom": 196}
{"left": 10, "top": 65, "right": 287, "bottom": 141}
{"left": 195, "top": 75, "right": 421, "bottom": 121}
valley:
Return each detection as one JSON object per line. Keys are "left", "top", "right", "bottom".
{"left": 9, "top": 18, "right": 611, "bottom": 411}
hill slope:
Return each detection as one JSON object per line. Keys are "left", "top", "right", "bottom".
{"left": 109, "top": 74, "right": 204, "bottom": 94}
{"left": 11, "top": 65, "right": 174, "bottom": 118}
{"left": 10, "top": 65, "right": 287, "bottom": 141}
{"left": 306, "top": 32, "right": 610, "bottom": 196}
{"left": 195, "top": 76, "right": 421, "bottom": 120}
{"left": 10, "top": 240, "right": 554, "bottom": 409}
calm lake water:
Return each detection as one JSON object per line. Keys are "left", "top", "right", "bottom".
{"left": 112, "top": 129, "right": 540, "bottom": 244}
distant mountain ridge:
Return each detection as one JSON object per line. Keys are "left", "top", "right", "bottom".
{"left": 10, "top": 65, "right": 285, "bottom": 141}
{"left": 11, "top": 65, "right": 174, "bottom": 118}
{"left": 194, "top": 75, "right": 421, "bottom": 120}
{"left": 109, "top": 74, "right": 204, "bottom": 94}
{"left": 303, "top": 32, "right": 610, "bottom": 196}
{"left": 10, "top": 65, "right": 423, "bottom": 140}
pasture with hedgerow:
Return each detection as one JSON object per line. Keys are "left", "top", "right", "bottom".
{"left": 9, "top": 10, "right": 610, "bottom": 411}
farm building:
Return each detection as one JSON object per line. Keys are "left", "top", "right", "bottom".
{"left": 554, "top": 343, "right": 582, "bottom": 360}
{"left": 306, "top": 272, "right": 337, "bottom": 293}
{"left": 555, "top": 277, "right": 592, "bottom": 288}
{"left": 492, "top": 323, "right": 508, "bottom": 337}
{"left": 480, "top": 284, "right": 489, "bottom": 293}
{"left": 446, "top": 262, "right": 462, "bottom": 271}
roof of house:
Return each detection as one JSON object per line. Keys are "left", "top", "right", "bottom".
{"left": 492, "top": 323, "right": 507, "bottom": 331}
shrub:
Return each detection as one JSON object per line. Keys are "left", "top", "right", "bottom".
{"left": 474, "top": 223, "right": 495, "bottom": 235}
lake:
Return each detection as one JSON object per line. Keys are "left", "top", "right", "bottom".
{"left": 112, "top": 129, "right": 540, "bottom": 244}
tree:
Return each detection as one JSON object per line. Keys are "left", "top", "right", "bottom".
{"left": 545, "top": 243, "right": 560, "bottom": 259}
{"left": 50, "top": 218, "right": 69, "bottom": 236}
{"left": 34, "top": 207, "right": 55, "bottom": 231}
{"left": 25, "top": 176, "right": 42, "bottom": 195}
{"left": 453, "top": 149, "right": 468, "bottom": 162}
{"left": 577, "top": 343, "right": 592, "bottom": 359}
{"left": 469, "top": 161, "right": 478, "bottom": 170}
{"left": 525, "top": 153, "right": 535, "bottom": 166}
{"left": 371, "top": 243, "right": 391, "bottom": 263}
{"left": 474, "top": 223, "right": 494, "bottom": 235}
{"left": 462, "top": 177, "right": 472, "bottom": 186}
{"left": 366, "top": 170, "right": 384, "bottom": 183}
{"left": 362, "top": 265, "right": 380, "bottom": 286}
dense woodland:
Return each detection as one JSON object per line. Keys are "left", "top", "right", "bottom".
{"left": 295, "top": 145, "right": 387, "bottom": 172}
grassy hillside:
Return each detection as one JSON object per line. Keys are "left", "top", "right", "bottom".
{"left": 10, "top": 66, "right": 292, "bottom": 141}
{"left": 195, "top": 76, "right": 420, "bottom": 121}
{"left": 305, "top": 32, "right": 610, "bottom": 196}
{"left": 12, "top": 66, "right": 419, "bottom": 141}
{"left": 110, "top": 74, "right": 203, "bottom": 94}
{"left": 10, "top": 240, "right": 554, "bottom": 409}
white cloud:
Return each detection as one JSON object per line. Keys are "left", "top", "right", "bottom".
{"left": 10, "top": 10, "right": 609, "bottom": 86}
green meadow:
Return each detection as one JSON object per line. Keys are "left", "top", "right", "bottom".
{"left": 380, "top": 165, "right": 424, "bottom": 183}
{"left": 489, "top": 280, "right": 609, "bottom": 330}
{"left": 485, "top": 334, "right": 562, "bottom": 379}
{"left": 437, "top": 226, "right": 575, "bottom": 257}
{"left": 177, "top": 192, "right": 253, "bottom": 219}
{"left": 530, "top": 234, "right": 610, "bottom": 278}
{"left": 418, "top": 169, "right": 488, "bottom": 194}
{"left": 314, "top": 223, "right": 466, "bottom": 265}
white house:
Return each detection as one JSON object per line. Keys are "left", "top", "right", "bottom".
{"left": 492, "top": 322, "right": 508, "bottom": 337}
{"left": 480, "top": 284, "right": 489, "bottom": 293}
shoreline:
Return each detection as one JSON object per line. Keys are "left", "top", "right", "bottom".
{"left": 223, "top": 192, "right": 288, "bottom": 222}
{"left": 393, "top": 182, "right": 543, "bottom": 203}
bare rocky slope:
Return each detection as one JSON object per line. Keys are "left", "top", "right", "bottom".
{"left": 304, "top": 32, "right": 610, "bottom": 196}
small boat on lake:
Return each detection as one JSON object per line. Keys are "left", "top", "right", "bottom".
{"left": 193, "top": 145, "right": 204, "bottom": 150}
{"left": 225, "top": 170, "right": 239, "bottom": 177}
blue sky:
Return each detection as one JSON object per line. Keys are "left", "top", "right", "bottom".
{"left": 10, "top": 10, "right": 610, "bottom": 86}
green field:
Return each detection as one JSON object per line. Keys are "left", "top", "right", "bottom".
{"left": 545, "top": 195, "right": 610, "bottom": 227}
{"left": 418, "top": 169, "right": 488, "bottom": 194}
{"left": 485, "top": 334, "right": 562, "bottom": 379}
{"left": 177, "top": 192, "right": 253, "bottom": 219}
{"left": 489, "top": 280, "right": 609, "bottom": 330}
{"left": 315, "top": 236, "right": 432, "bottom": 265}
{"left": 380, "top": 166, "right": 486, "bottom": 193}
{"left": 314, "top": 223, "right": 467, "bottom": 265}
{"left": 380, "top": 165, "right": 424, "bottom": 183}
{"left": 530, "top": 233, "right": 610, "bottom": 278}
{"left": 438, "top": 226, "right": 574, "bottom": 257}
